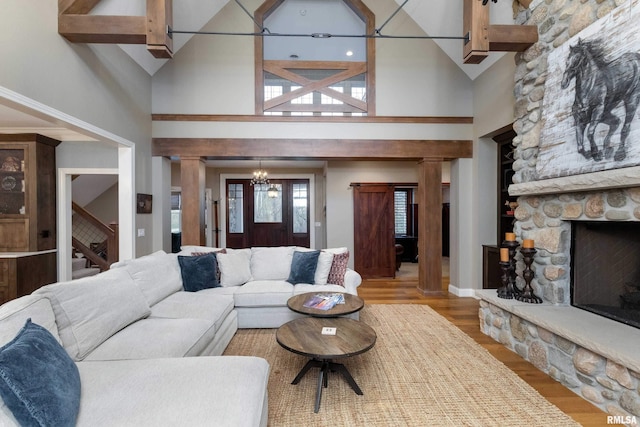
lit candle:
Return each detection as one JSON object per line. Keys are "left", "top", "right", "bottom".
{"left": 500, "top": 247, "right": 510, "bottom": 262}
{"left": 505, "top": 232, "right": 516, "bottom": 242}
{"left": 522, "top": 239, "right": 534, "bottom": 249}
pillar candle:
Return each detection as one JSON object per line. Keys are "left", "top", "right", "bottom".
{"left": 505, "top": 232, "right": 515, "bottom": 241}
{"left": 500, "top": 247, "right": 509, "bottom": 262}
{"left": 522, "top": 239, "right": 534, "bottom": 249}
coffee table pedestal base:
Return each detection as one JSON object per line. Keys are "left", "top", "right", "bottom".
{"left": 291, "top": 358, "right": 362, "bottom": 413}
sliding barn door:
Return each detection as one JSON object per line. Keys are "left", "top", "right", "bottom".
{"left": 353, "top": 184, "right": 395, "bottom": 278}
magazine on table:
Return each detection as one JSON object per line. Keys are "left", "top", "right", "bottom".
{"left": 303, "top": 293, "right": 345, "bottom": 310}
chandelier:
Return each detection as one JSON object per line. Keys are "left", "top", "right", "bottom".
{"left": 250, "top": 161, "right": 269, "bottom": 186}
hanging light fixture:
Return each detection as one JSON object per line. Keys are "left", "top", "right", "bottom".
{"left": 250, "top": 161, "right": 269, "bottom": 186}
{"left": 267, "top": 183, "right": 279, "bottom": 198}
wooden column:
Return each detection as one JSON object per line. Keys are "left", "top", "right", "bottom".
{"left": 180, "top": 157, "right": 206, "bottom": 246}
{"left": 417, "top": 159, "right": 443, "bottom": 295}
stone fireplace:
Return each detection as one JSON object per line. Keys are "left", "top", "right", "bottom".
{"left": 572, "top": 221, "right": 640, "bottom": 329}
{"left": 477, "top": 0, "right": 640, "bottom": 419}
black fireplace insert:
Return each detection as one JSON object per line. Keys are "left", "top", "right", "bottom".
{"left": 571, "top": 221, "right": 640, "bottom": 329}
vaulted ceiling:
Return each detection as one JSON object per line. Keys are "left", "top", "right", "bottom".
{"left": 91, "top": 0, "right": 518, "bottom": 79}
{"left": 1, "top": 0, "right": 522, "bottom": 139}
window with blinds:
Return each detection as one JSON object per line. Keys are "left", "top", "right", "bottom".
{"left": 394, "top": 191, "right": 408, "bottom": 235}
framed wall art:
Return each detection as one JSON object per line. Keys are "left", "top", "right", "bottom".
{"left": 136, "top": 193, "right": 152, "bottom": 214}
{"left": 538, "top": 1, "right": 640, "bottom": 179}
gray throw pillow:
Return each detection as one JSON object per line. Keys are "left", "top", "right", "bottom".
{"left": 287, "top": 250, "right": 320, "bottom": 284}
{"left": 178, "top": 253, "right": 220, "bottom": 291}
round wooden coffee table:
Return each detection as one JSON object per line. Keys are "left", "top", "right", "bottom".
{"left": 276, "top": 316, "right": 376, "bottom": 413}
{"left": 287, "top": 292, "right": 364, "bottom": 317}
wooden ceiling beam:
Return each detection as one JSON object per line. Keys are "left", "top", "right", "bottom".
{"left": 463, "top": 0, "right": 489, "bottom": 64}
{"left": 463, "top": 0, "right": 538, "bottom": 64}
{"left": 59, "top": 0, "right": 102, "bottom": 15}
{"left": 488, "top": 24, "right": 538, "bottom": 52}
{"left": 152, "top": 138, "right": 473, "bottom": 161}
{"left": 58, "top": 0, "right": 173, "bottom": 58}
{"left": 146, "top": 0, "right": 173, "bottom": 58}
{"left": 518, "top": 0, "right": 533, "bottom": 8}
{"left": 59, "top": 15, "right": 146, "bottom": 44}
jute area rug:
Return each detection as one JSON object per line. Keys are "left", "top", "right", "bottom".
{"left": 223, "top": 304, "right": 579, "bottom": 426}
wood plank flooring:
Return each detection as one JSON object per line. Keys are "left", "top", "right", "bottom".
{"left": 357, "top": 274, "right": 609, "bottom": 426}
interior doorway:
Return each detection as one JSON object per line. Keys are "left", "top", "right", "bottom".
{"left": 354, "top": 181, "right": 451, "bottom": 280}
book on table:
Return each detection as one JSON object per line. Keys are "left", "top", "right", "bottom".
{"left": 303, "top": 293, "right": 345, "bottom": 310}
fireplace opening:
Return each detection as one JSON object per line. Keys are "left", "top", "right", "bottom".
{"left": 571, "top": 221, "right": 640, "bottom": 329}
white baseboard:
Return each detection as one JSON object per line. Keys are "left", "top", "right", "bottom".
{"left": 448, "top": 284, "right": 478, "bottom": 298}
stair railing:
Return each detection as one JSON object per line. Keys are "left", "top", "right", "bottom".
{"left": 71, "top": 202, "right": 119, "bottom": 271}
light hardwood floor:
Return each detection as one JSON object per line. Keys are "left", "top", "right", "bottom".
{"left": 357, "top": 270, "right": 609, "bottom": 427}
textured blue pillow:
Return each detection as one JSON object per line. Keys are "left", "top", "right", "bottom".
{"left": 287, "top": 250, "right": 320, "bottom": 284}
{"left": 0, "top": 319, "right": 81, "bottom": 427}
{"left": 178, "top": 253, "right": 220, "bottom": 292}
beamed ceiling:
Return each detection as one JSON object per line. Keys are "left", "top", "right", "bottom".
{"left": 1, "top": 0, "right": 536, "bottom": 142}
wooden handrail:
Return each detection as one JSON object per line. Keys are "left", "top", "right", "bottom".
{"left": 72, "top": 237, "right": 109, "bottom": 271}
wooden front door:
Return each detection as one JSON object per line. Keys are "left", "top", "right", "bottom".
{"left": 353, "top": 184, "right": 395, "bottom": 278}
{"left": 226, "top": 179, "right": 310, "bottom": 248}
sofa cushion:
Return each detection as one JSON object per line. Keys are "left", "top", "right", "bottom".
{"left": 83, "top": 317, "right": 216, "bottom": 360}
{"left": 0, "top": 320, "right": 80, "bottom": 427}
{"left": 287, "top": 250, "right": 320, "bottom": 284}
{"left": 296, "top": 248, "right": 334, "bottom": 285}
{"left": 76, "top": 357, "right": 269, "bottom": 427}
{"left": 115, "top": 251, "right": 183, "bottom": 306}
{"left": 327, "top": 250, "right": 350, "bottom": 286}
{"left": 233, "top": 280, "right": 294, "bottom": 307}
{"left": 150, "top": 292, "right": 234, "bottom": 332}
{"left": 217, "top": 250, "right": 252, "bottom": 287}
{"left": 178, "top": 253, "right": 220, "bottom": 292}
{"left": 177, "top": 245, "right": 224, "bottom": 256}
{"left": 0, "top": 294, "right": 60, "bottom": 346}
{"left": 35, "top": 268, "right": 151, "bottom": 361}
{"left": 250, "top": 246, "right": 294, "bottom": 281}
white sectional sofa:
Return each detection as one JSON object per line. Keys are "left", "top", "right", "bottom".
{"left": 0, "top": 245, "right": 361, "bottom": 426}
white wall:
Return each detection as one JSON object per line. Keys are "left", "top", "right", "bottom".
{"left": 152, "top": 0, "right": 473, "bottom": 117}
{"left": 1, "top": 0, "right": 154, "bottom": 257}
{"left": 450, "top": 53, "right": 516, "bottom": 293}
{"left": 326, "top": 161, "right": 421, "bottom": 268}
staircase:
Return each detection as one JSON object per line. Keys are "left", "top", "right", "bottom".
{"left": 71, "top": 201, "right": 118, "bottom": 275}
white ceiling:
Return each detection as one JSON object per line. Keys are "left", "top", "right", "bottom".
{"left": 0, "top": 0, "right": 516, "bottom": 145}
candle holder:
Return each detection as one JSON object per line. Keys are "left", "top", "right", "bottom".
{"left": 497, "top": 261, "right": 514, "bottom": 299}
{"left": 516, "top": 247, "right": 542, "bottom": 304}
{"left": 506, "top": 239, "right": 521, "bottom": 294}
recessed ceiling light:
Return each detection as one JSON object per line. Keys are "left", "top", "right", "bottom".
{"left": 346, "top": 50, "right": 354, "bottom": 57}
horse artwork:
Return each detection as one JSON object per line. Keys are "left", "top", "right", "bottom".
{"left": 538, "top": 0, "right": 640, "bottom": 179}
{"left": 561, "top": 38, "right": 640, "bottom": 162}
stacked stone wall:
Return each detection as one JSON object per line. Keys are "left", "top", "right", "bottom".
{"left": 478, "top": 0, "right": 640, "bottom": 421}
{"left": 507, "top": 0, "right": 640, "bottom": 304}
{"left": 480, "top": 300, "right": 640, "bottom": 419}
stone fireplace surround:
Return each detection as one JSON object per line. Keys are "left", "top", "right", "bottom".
{"left": 477, "top": 0, "right": 640, "bottom": 419}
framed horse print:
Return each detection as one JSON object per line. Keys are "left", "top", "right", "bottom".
{"left": 538, "top": 0, "right": 640, "bottom": 179}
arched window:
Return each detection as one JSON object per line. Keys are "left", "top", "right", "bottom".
{"left": 255, "top": 0, "right": 376, "bottom": 116}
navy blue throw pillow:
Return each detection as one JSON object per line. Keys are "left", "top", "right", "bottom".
{"left": 0, "top": 319, "right": 81, "bottom": 427}
{"left": 178, "top": 253, "right": 220, "bottom": 292}
{"left": 287, "top": 250, "right": 320, "bottom": 284}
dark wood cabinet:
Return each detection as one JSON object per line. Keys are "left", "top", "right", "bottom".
{"left": 482, "top": 245, "right": 501, "bottom": 289}
{"left": 0, "top": 134, "right": 60, "bottom": 304}
{"left": 0, "top": 253, "right": 57, "bottom": 304}
{"left": 482, "top": 127, "right": 516, "bottom": 289}
{"left": 0, "top": 134, "right": 60, "bottom": 252}
{"left": 494, "top": 129, "right": 516, "bottom": 245}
